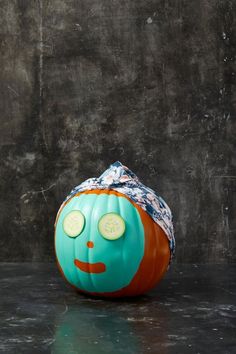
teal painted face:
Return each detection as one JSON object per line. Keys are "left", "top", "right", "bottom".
{"left": 55, "top": 193, "right": 145, "bottom": 293}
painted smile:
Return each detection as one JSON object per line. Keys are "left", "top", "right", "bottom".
{"left": 74, "top": 259, "right": 106, "bottom": 274}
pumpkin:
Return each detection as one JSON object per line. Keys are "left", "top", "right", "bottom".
{"left": 55, "top": 189, "right": 170, "bottom": 297}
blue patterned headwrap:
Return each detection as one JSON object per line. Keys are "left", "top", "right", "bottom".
{"left": 65, "top": 161, "right": 175, "bottom": 259}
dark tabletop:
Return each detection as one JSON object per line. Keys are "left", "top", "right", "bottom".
{"left": 0, "top": 263, "right": 235, "bottom": 354}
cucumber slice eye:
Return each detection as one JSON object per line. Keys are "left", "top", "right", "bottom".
{"left": 63, "top": 210, "right": 85, "bottom": 237}
{"left": 98, "top": 213, "right": 126, "bottom": 240}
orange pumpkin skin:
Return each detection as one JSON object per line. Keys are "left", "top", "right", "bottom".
{"left": 55, "top": 190, "right": 170, "bottom": 297}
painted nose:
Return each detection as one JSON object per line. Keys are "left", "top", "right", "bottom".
{"left": 87, "top": 241, "right": 94, "bottom": 248}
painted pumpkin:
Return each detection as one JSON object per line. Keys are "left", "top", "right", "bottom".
{"left": 55, "top": 189, "right": 170, "bottom": 297}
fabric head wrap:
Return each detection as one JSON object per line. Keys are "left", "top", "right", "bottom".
{"left": 65, "top": 161, "right": 175, "bottom": 259}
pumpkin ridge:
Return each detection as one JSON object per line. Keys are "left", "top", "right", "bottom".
{"left": 74, "top": 193, "right": 86, "bottom": 290}
{"left": 117, "top": 188, "right": 131, "bottom": 290}
{"left": 148, "top": 214, "right": 157, "bottom": 291}
{"left": 116, "top": 191, "right": 125, "bottom": 290}
{"left": 88, "top": 192, "right": 100, "bottom": 292}
{"left": 153, "top": 216, "right": 159, "bottom": 289}
{"left": 128, "top": 202, "right": 145, "bottom": 296}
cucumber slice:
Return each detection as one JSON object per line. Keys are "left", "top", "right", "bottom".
{"left": 63, "top": 210, "right": 85, "bottom": 237}
{"left": 98, "top": 213, "right": 126, "bottom": 240}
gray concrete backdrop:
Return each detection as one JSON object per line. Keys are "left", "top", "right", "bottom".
{"left": 0, "top": 0, "right": 235, "bottom": 263}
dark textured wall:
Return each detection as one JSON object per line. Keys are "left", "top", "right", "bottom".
{"left": 0, "top": 0, "right": 235, "bottom": 263}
